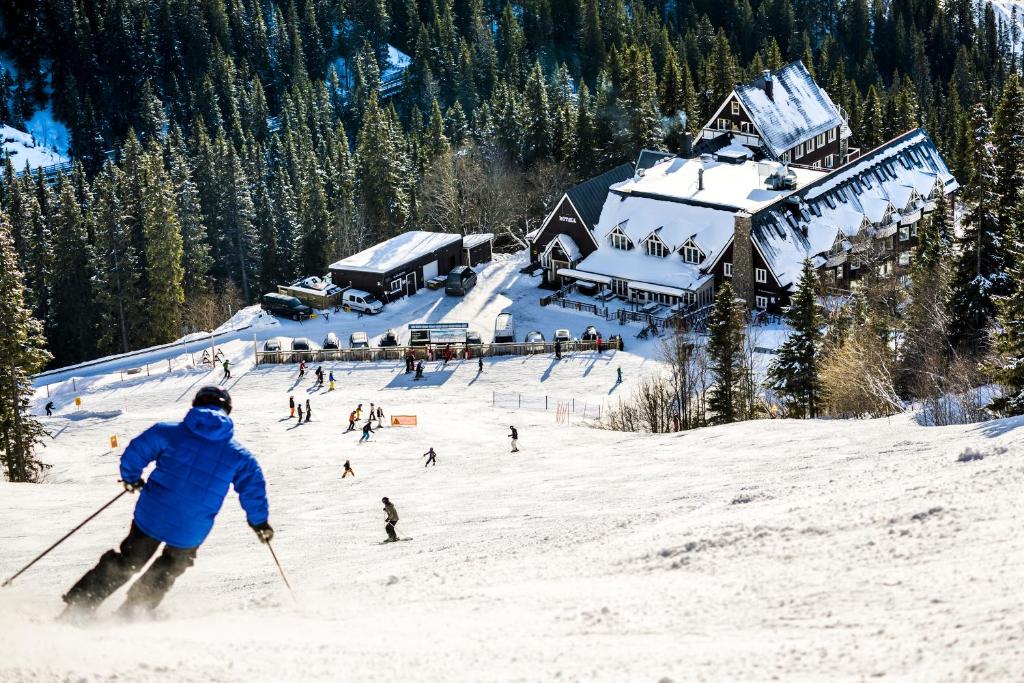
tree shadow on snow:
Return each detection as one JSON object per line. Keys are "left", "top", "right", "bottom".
{"left": 973, "top": 415, "right": 1024, "bottom": 438}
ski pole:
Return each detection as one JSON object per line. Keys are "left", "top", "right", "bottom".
{"left": 2, "top": 489, "right": 129, "bottom": 588}
{"left": 265, "top": 540, "right": 296, "bottom": 604}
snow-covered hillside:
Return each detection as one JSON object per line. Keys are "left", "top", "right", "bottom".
{"left": 2, "top": 343, "right": 1023, "bottom": 681}
{"left": 2, "top": 254, "right": 1022, "bottom": 681}
{"left": 992, "top": 1, "right": 1024, "bottom": 47}
{"left": 1, "top": 120, "right": 68, "bottom": 170}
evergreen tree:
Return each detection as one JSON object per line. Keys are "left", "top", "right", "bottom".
{"left": 707, "top": 282, "right": 748, "bottom": 424}
{"left": 47, "top": 180, "right": 97, "bottom": 365}
{"left": 356, "top": 91, "right": 411, "bottom": 240}
{"left": 0, "top": 212, "right": 52, "bottom": 482}
{"left": 948, "top": 104, "right": 1003, "bottom": 349}
{"left": 167, "top": 130, "right": 212, "bottom": 300}
{"left": 140, "top": 144, "right": 185, "bottom": 344}
{"left": 990, "top": 227, "right": 1024, "bottom": 416}
{"left": 90, "top": 164, "right": 140, "bottom": 354}
{"left": 579, "top": 0, "right": 605, "bottom": 84}
{"left": 767, "top": 259, "right": 822, "bottom": 417}
{"left": 522, "top": 60, "right": 553, "bottom": 163}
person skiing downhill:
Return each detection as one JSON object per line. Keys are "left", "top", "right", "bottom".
{"left": 375, "top": 405, "right": 384, "bottom": 425}
{"left": 508, "top": 425, "right": 519, "bottom": 453}
{"left": 305, "top": 399, "right": 312, "bottom": 423}
{"left": 346, "top": 411, "right": 357, "bottom": 432}
{"left": 328, "top": 371, "right": 336, "bottom": 391}
{"left": 60, "top": 387, "right": 272, "bottom": 620}
{"left": 45, "top": 401, "right": 54, "bottom": 417}
{"left": 315, "top": 366, "right": 324, "bottom": 387}
{"left": 222, "top": 359, "right": 231, "bottom": 380}
{"left": 297, "top": 403, "right": 304, "bottom": 422}
{"left": 554, "top": 340, "right": 562, "bottom": 360}
{"left": 382, "top": 497, "right": 399, "bottom": 542}
{"left": 342, "top": 460, "right": 355, "bottom": 478}
{"left": 422, "top": 448, "right": 437, "bottom": 467}
{"left": 355, "top": 404, "right": 363, "bottom": 420}
{"left": 359, "top": 420, "right": 374, "bottom": 443}
{"left": 477, "top": 356, "right": 483, "bottom": 373}
{"left": 443, "top": 344, "right": 453, "bottom": 365}
{"left": 414, "top": 361, "right": 424, "bottom": 380}
{"left": 298, "top": 361, "right": 306, "bottom": 379}
{"left": 289, "top": 395, "right": 295, "bottom": 418}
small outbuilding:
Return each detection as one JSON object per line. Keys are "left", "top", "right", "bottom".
{"left": 328, "top": 231, "right": 463, "bottom": 302}
{"left": 462, "top": 233, "right": 494, "bottom": 267}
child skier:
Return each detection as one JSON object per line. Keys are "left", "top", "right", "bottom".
{"left": 414, "top": 360, "right": 424, "bottom": 380}
{"left": 355, "top": 404, "right": 363, "bottom": 420}
{"left": 359, "top": 420, "right": 374, "bottom": 443}
{"left": 298, "top": 361, "right": 306, "bottom": 379}
{"left": 289, "top": 396, "right": 295, "bottom": 418}
{"left": 346, "top": 411, "right": 357, "bottom": 432}
{"left": 328, "top": 371, "right": 336, "bottom": 391}
{"left": 305, "top": 399, "right": 312, "bottom": 423}
{"left": 60, "top": 387, "right": 271, "bottom": 620}
{"left": 478, "top": 355, "right": 483, "bottom": 373}
{"left": 382, "top": 497, "right": 399, "bottom": 542}
{"left": 443, "top": 344, "right": 453, "bottom": 365}
{"left": 342, "top": 460, "right": 355, "bottom": 478}
{"left": 376, "top": 405, "right": 384, "bottom": 425}
{"left": 297, "top": 403, "right": 304, "bottom": 422}
{"left": 508, "top": 425, "right": 519, "bottom": 453}
{"left": 315, "top": 366, "right": 324, "bottom": 387}
{"left": 222, "top": 359, "right": 231, "bottom": 379}
{"left": 422, "top": 448, "right": 437, "bottom": 467}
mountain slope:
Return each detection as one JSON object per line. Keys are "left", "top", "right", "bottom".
{"left": 1, "top": 342, "right": 1022, "bottom": 681}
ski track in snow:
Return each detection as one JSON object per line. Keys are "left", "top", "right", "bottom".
{"left": 1, "top": 257, "right": 1022, "bottom": 681}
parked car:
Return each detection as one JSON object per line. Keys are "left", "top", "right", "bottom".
{"left": 524, "top": 330, "right": 545, "bottom": 352}
{"left": 553, "top": 329, "right": 572, "bottom": 345}
{"left": 426, "top": 275, "right": 448, "bottom": 290}
{"left": 576, "top": 281, "right": 599, "bottom": 297}
{"left": 466, "top": 330, "right": 483, "bottom": 346}
{"left": 261, "top": 293, "right": 312, "bottom": 321}
{"left": 349, "top": 331, "right": 369, "bottom": 348}
{"left": 494, "top": 313, "right": 516, "bottom": 344}
{"left": 262, "top": 337, "right": 285, "bottom": 362}
{"left": 608, "top": 334, "right": 624, "bottom": 352}
{"left": 379, "top": 329, "right": 399, "bottom": 347}
{"left": 445, "top": 265, "right": 478, "bottom": 296}
{"left": 290, "top": 337, "right": 318, "bottom": 360}
{"left": 342, "top": 288, "right": 384, "bottom": 314}
{"left": 322, "top": 332, "right": 340, "bottom": 350}
{"left": 581, "top": 325, "right": 601, "bottom": 342}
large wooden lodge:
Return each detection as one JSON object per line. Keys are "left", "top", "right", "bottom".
{"left": 529, "top": 61, "right": 958, "bottom": 313}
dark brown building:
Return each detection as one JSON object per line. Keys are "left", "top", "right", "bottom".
{"left": 329, "top": 231, "right": 463, "bottom": 302}
{"left": 462, "top": 233, "right": 494, "bottom": 267}
{"left": 696, "top": 61, "right": 858, "bottom": 170}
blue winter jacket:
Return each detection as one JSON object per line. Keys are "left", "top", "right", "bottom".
{"left": 119, "top": 407, "right": 269, "bottom": 549}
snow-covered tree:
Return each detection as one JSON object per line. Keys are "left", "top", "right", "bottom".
{"left": 0, "top": 211, "right": 51, "bottom": 482}
{"left": 767, "top": 259, "right": 823, "bottom": 417}
{"left": 707, "top": 282, "right": 749, "bottom": 424}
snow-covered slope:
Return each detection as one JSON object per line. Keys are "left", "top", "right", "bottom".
{"left": 992, "top": 1, "right": 1024, "bottom": 47}
{"left": 2, "top": 320, "right": 1023, "bottom": 680}
{"left": 1, "top": 120, "right": 68, "bottom": 170}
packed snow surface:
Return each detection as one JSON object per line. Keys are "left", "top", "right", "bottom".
{"left": 2, "top": 255, "right": 1022, "bottom": 681}
{"left": 1, "top": 121, "right": 68, "bottom": 170}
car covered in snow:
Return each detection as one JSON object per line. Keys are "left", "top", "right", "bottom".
{"left": 494, "top": 313, "right": 516, "bottom": 344}
{"left": 349, "top": 331, "right": 369, "bottom": 348}
{"left": 378, "top": 329, "right": 399, "bottom": 347}
{"left": 524, "top": 330, "right": 545, "bottom": 353}
{"left": 262, "top": 338, "right": 285, "bottom": 363}
{"left": 553, "top": 329, "right": 572, "bottom": 344}
{"left": 466, "top": 330, "right": 483, "bottom": 346}
{"left": 581, "top": 326, "right": 601, "bottom": 342}
{"left": 322, "top": 332, "right": 340, "bottom": 350}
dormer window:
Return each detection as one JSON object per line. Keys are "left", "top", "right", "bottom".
{"left": 609, "top": 227, "right": 632, "bottom": 250}
{"left": 681, "top": 239, "right": 704, "bottom": 264}
{"left": 731, "top": 100, "right": 740, "bottom": 115}
{"left": 645, "top": 234, "right": 669, "bottom": 258}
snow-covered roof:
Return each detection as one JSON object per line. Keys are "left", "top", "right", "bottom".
{"left": 329, "top": 231, "right": 462, "bottom": 274}
{"left": 610, "top": 154, "right": 825, "bottom": 212}
{"left": 751, "top": 128, "right": 958, "bottom": 289}
{"left": 734, "top": 61, "right": 846, "bottom": 158}
{"left": 462, "top": 233, "right": 494, "bottom": 249}
{"left": 595, "top": 193, "right": 736, "bottom": 268}
{"left": 545, "top": 234, "right": 581, "bottom": 262}
{"left": 573, "top": 246, "right": 711, "bottom": 293}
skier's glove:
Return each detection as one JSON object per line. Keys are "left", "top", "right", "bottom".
{"left": 121, "top": 479, "right": 145, "bottom": 493}
{"left": 251, "top": 521, "right": 274, "bottom": 544}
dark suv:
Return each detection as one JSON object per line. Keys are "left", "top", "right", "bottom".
{"left": 261, "top": 293, "right": 312, "bottom": 321}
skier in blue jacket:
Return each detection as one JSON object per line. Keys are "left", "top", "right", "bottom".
{"left": 61, "top": 386, "right": 272, "bottom": 619}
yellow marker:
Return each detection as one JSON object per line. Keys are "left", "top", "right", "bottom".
{"left": 110, "top": 435, "right": 118, "bottom": 448}
{"left": 74, "top": 397, "right": 82, "bottom": 407}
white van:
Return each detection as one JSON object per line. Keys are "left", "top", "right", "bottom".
{"left": 494, "top": 313, "right": 515, "bottom": 343}
{"left": 342, "top": 288, "right": 384, "bottom": 314}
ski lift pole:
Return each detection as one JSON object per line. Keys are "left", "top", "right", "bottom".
{"left": 265, "top": 540, "right": 296, "bottom": 604}
{"left": 2, "top": 489, "right": 129, "bottom": 588}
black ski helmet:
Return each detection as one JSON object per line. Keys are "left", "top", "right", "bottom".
{"left": 193, "top": 386, "right": 232, "bottom": 414}
{"left": 382, "top": 497, "right": 389, "bottom": 504}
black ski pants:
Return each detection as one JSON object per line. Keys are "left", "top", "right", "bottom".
{"left": 385, "top": 521, "right": 398, "bottom": 541}
{"left": 63, "top": 522, "right": 197, "bottom": 612}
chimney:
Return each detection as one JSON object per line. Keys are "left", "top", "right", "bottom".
{"left": 763, "top": 70, "right": 774, "bottom": 100}
{"left": 681, "top": 132, "right": 693, "bottom": 158}
{"left": 731, "top": 211, "right": 756, "bottom": 309}
{"left": 698, "top": 153, "right": 712, "bottom": 191}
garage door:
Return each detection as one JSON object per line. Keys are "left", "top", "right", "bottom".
{"left": 422, "top": 260, "right": 438, "bottom": 282}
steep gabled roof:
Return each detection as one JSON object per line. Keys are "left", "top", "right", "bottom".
{"left": 734, "top": 61, "right": 846, "bottom": 157}
{"left": 634, "top": 149, "right": 675, "bottom": 172}
{"left": 565, "top": 163, "right": 635, "bottom": 229}
{"left": 750, "top": 128, "right": 958, "bottom": 289}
